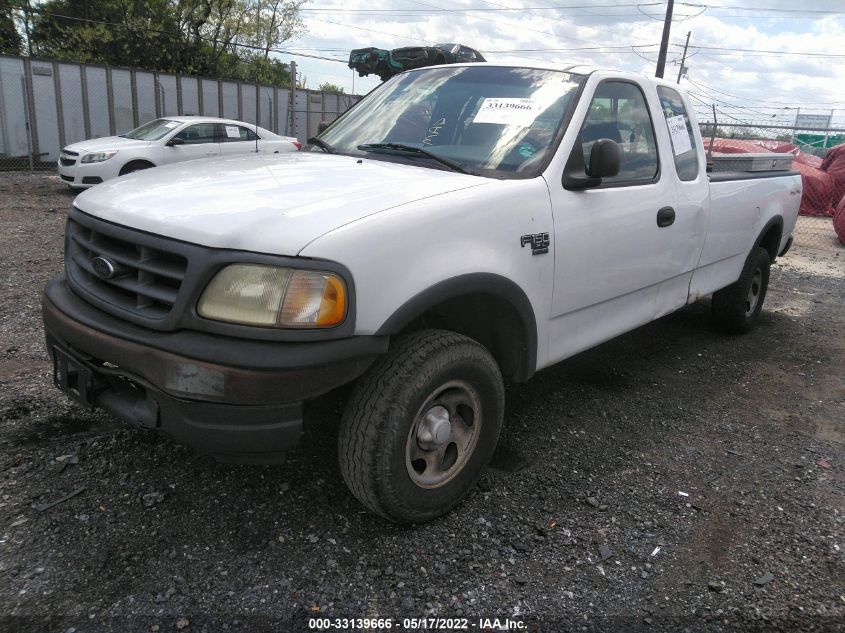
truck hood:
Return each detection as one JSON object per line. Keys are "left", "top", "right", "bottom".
{"left": 74, "top": 152, "right": 489, "bottom": 255}
{"left": 63, "top": 136, "right": 153, "bottom": 153}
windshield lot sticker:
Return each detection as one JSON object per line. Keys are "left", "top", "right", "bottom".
{"left": 473, "top": 98, "right": 541, "bottom": 127}
{"left": 225, "top": 125, "right": 241, "bottom": 139}
{"left": 666, "top": 114, "right": 692, "bottom": 155}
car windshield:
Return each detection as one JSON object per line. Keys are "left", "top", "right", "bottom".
{"left": 121, "top": 118, "right": 182, "bottom": 140}
{"left": 312, "top": 66, "right": 584, "bottom": 178}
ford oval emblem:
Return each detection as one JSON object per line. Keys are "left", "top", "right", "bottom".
{"left": 91, "top": 256, "right": 116, "bottom": 279}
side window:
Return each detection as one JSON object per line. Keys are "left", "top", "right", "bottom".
{"left": 173, "top": 123, "right": 218, "bottom": 145}
{"left": 579, "top": 81, "right": 658, "bottom": 184}
{"left": 657, "top": 86, "right": 699, "bottom": 181}
{"left": 220, "top": 124, "right": 259, "bottom": 142}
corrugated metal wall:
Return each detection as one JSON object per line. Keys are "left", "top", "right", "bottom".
{"left": 0, "top": 54, "right": 361, "bottom": 167}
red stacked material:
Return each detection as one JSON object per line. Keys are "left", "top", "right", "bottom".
{"left": 793, "top": 162, "right": 835, "bottom": 217}
{"left": 834, "top": 197, "right": 845, "bottom": 245}
{"left": 792, "top": 151, "right": 823, "bottom": 168}
{"left": 821, "top": 143, "right": 845, "bottom": 208}
{"left": 704, "top": 138, "right": 765, "bottom": 154}
{"left": 704, "top": 137, "right": 835, "bottom": 216}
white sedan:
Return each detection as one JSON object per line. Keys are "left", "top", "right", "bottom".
{"left": 57, "top": 116, "right": 301, "bottom": 189}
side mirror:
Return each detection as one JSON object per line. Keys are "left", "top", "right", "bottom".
{"left": 562, "top": 138, "right": 621, "bottom": 190}
{"left": 166, "top": 137, "right": 185, "bottom": 147}
{"left": 587, "top": 139, "right": 621, "bottom": 178}
{"left": 317, "top": 121, "right": 330, "bottom": 134}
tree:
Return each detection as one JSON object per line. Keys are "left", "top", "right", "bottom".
{"left": 0, "top": 1, "right": 23, "bottom": 54}
{"left": 318, "top": 81, "right": 344, "bottom": 95}
{"left": 26, "top": 0, "right": 305, "bottom": 85}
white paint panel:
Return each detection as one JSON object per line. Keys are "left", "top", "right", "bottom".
{"left": 201, "top": 79, "right": 218, "bottom": 116}
{"left": 221, "top": 82, "right": 238, "bottom": 119}
{"left": 180, "top": 76, "right": 199, "bottom": 115}
{"left": 111, "top": 69, "right": 133, "bottom": 133}
{"left": 58, "top": 64, "right": 85, "bottom": 146}
{"left": 157, "top": 74, "right": 177, "bottom": 117}
{"left": 0, "top": 57, "right": 29, "bottom": 157}
{"left": 30, "top": 61, "right": 60, "bottom": 160}
{"left": 135, "top": 71, "right": 157, "bottom": 125}
{"left": 85, "top": 67, "right": 110, "bottom": 139}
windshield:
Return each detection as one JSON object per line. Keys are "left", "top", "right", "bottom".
{"left": 122, "top": 118, "right": 182, "bottom": 140}
{"left": 312, "top": 66, "right": 584, "bottom": 177}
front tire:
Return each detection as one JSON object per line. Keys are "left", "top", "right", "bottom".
{"left": 711, "top": 246, "right": 771, "bottom": 334}
{"left": 338, "top": 330, "right": 505, "bottom": 523}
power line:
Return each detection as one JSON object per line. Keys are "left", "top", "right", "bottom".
{"left": 672, "top": 43, "right": 845, "bottom": 59}
{"left": 686, "top": 77, "right": 845, "bottom": 107}
{"left": 680, "top": 2, "right": 845, "bottom": 15}
{"left": 302, "top": 3, "right": 667, "bottom": 12}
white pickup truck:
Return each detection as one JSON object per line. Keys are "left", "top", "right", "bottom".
{"left": 43, "top": 63, "right": 801, "bottom": 523}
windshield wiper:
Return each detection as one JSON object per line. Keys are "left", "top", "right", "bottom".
{"left": 357, "top": 143, "right": 475, "bottom": 175}
{"left": 307, "top": 137, "right": 336, "bottom": 154}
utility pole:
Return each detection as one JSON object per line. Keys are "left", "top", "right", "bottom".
{"left": 655, "top": 0, "right": 674, "bottom": 78}
{"left": 676, "top": 31, "right": 691, "bottom": 83}
{"left": 23, "top": 0, "right": 33, "bottom": 57}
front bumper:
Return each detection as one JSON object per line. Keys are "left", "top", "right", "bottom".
{"left": 43, "top": 275, "right": 387, "bottom": 462}
{"left": 57, "top": 159, "right": 111, "bottom": 188}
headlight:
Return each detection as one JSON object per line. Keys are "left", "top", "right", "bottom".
{"left": 197, "top": 264, "right": 347, "bottom": 328}
{"left": 81, "top": 150, "right": 118, "bottom": 163}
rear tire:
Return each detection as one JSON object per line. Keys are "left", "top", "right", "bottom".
{"left": 711, "top": 246, "right": 771, "bottom": 334}
{"left": 338, "top": 329, "right": 504, "bottom": 523}
{"left": 119, "top": 160, "right": 154, "bottom": 176}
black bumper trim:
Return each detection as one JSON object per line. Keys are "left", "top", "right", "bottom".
{"left": 52, "top": 341, "right": 303, "bottom": 463}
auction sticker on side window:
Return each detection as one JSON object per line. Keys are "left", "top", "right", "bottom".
{"left": 666, "top": 114, "right": 692, "bottom": 155}
{"left": 473, "top": 98, "right": 541, "bottom": 127}
{"left": 225, "top": 125, "right": 241, "bottom": 139}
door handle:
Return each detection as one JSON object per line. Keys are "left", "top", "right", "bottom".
{"left": 657, "top": 207, "right": 676, "bottom": 228}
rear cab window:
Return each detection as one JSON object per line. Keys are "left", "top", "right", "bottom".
{"left": 657, "top": 86, "right": 700, "bottom": 181}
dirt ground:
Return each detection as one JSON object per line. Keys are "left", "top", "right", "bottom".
{"left": 0, "top": 172, "right": 843, "bottom": 632}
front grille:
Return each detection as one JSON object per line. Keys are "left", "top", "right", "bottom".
{"left": 60, "top": 149, "right": 78, "bottom": 167}
{"left": 66, "top": 216, "right": 187, "bottom": 320}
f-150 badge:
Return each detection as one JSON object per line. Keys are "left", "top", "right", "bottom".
{"left": 520, "top": 232, "right": 550, "bottom": 255}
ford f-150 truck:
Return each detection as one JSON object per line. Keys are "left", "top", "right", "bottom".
{"left": 42, "top": 63, "right": 801, "bottom": 523}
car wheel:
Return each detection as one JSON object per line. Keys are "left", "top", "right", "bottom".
{"left": 119, "top": 160, "right": 154, "bottom": 176}
{"left": 338, "top": 329, "right": 505, "bottom": 523}
{"left": 711, "top": 246, "right": 771, "bottom": 334}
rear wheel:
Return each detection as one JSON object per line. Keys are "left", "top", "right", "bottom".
{"left": 711, "top": 246, "right": 771, "bottom": 334}
{"left": 119, "top": 160, "right": 154, "bottom": 176}
{"left": 338, "top": 329, "right": 504, "bottom": 523}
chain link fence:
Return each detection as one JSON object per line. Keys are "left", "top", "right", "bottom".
{"left": 699, "top": 121, "right": 845, "bottom": 250}
{"left": 0, "top": 54, "right": 362, "bottom": 171}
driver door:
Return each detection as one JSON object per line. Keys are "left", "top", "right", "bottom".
{"left": 160, "top": 123, "right": 221, "bottom": 165}
{"left": 546, "top": 79, "right": 678, "bottom": 362}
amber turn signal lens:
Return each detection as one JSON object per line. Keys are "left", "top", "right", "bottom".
{"left": 316, "top": 274, "right": 347, "bottom": 326}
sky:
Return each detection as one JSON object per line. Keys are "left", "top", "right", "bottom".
{"left": 273, "top": 0, "right": 845, "bottom": 127}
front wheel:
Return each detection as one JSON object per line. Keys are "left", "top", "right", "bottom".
{"left": 711, "top": 246, "right": 771, "bottom": 334}
{"left": 338, "top": 330, "right": 504, "bottom": 523}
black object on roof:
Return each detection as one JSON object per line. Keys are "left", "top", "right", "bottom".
{"left": 348, "top": 44, "right": 485, "bottom": 82}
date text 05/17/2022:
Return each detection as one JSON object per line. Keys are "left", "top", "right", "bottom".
{"left": 307, "top": 617, "right": 526, "bottom": 630}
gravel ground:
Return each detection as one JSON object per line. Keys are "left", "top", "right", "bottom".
{"left": 1, "top": 172, "right": 843, "bottom": 632}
